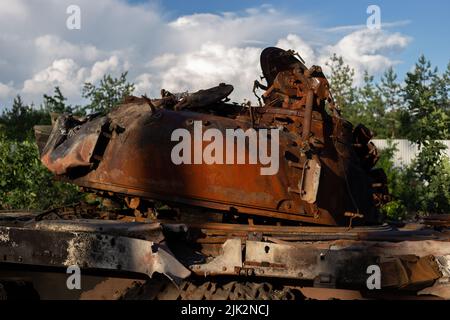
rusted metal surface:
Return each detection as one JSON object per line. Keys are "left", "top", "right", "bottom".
{"left": 1, "top": 210, "right": 450, "bottom": 299}
{"left": 41, "top": 115, "right": 108, "bottom": 175}
{"left": 423, "top": 214, "right": 450, "bottom": 227}
{"left": 187, "top": 236, "right": 450, "bottom": 298}
{"left": 38, "top": 47, "right": 389, "bottom": 226}
{"left": 163, "top": 221, "right": 450, "bottom": 245}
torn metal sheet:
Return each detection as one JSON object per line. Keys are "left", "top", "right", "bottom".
{"left": 418, "top": 255, "right": 450, "bottom": 299}
{"left": 41, "top": 115, "right": 108, "bottom": 175}
{"left": 0, "top": 223, "right": 190, "bottom": 282}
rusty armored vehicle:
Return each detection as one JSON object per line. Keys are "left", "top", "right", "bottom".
{"left": 1, "top": 47, "right": 450, "bottom": 300}
{"left": 38, "top": 47, "right": 388, "bottom": 227}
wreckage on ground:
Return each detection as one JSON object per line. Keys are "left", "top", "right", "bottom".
{"left": 1, "top": 47, "right": 450, "bottom": 300}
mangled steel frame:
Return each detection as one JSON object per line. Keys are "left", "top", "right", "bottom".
{"left": 37, "top": 47, "right": 388, "bottom": 226}
{"left": 166, "top": 221, "right": 450, "bottom": 299}
{"left": 1, "top": 212, "right": 450, "bottom": 299}
{"left": 190, "top": 237, "right": 450, "bottom": 294}
{"left": 0, "top": 215, "right": 190, "bottom": 283}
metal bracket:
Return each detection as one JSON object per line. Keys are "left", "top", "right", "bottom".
{"left": 298, "top": 158, "right": 321, "bottom": 203}
{"left": 190, "top": 239, "right": 243, "bottom": 276}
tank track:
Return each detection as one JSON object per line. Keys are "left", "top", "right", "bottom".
{"left": 120, "top": 276, "right": 305, "bottom": 300}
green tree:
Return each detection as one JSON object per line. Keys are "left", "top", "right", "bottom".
{"left": 377, "top": 67, "right": 403, "bottom": 138}
{"left": 326, "top": 55, "right": 389, "bottom": 138}
{"left": 43, "top": 86, "right": 69, "bottom": 113}
{"left": 354, "top": 71, "right": 386, "bottom": 137}
{"left": 0, "top": 95, "right": 50, "bottom": 141}
{"left": 326, "top": 54, "right": 357, "bottom": 119}
{"left": 43, "top": 86, "right": 73, "bottom": 114}
{"left": 435, "top": 61, "right": 450, "bottom": 117}
{"left": 401, "top": 55, "right": 450, "bottom": 215}
{"left": 43, "top": 86, "right": 85, "bottom": 117}
{"left": 82, "top": 72, "right": 135, "bottom": 114}
{"left": 402, "top": 55, "right": 449, "bottom": 143}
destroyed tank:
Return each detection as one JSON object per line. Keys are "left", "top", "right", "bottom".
{"left": 37, "top": 47, "right": 389, "bottom": 227}
{"left": 3, "top": 47, "right": 450, "bottom": 301}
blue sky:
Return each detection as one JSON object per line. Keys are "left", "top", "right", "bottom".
{"left": 144, "top": 0, "right": 450, "bottom": 77}
{"left": 0, "top": 0, "right": 448, "bottom": 109}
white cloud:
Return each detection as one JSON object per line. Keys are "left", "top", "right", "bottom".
{"left": 325, "top": 20, "right": 411, "bottom": 33}
{"left": 321, "top": 29, "right": 411, "bottom": 83}
{"left": 165, "top": 8, "right": 312, "bottom": 51}
{"left": 0, "top": 0, "right": 29, "bottom": 20}
{"left": 20, "top": 55, "right": 129, "bottom": 104}
{"left": 275, "top": 34, "right": 316, "bottom": 66}
{"left": 86, "top": 55, "right": 122, "bottom": 83}
{"left": 134, "top": 73, "right": 154, "bottom": 96}
{"left": 156, "top": 43, "right": 261, "bottom": 102}
{"left": 0, "top": 1, "right": 412, "bottom": 110}
{"left": 0, "top": 82, "right": 14, "bottom": 100}
{"left": 35, "top": 35, "right": 102, "bottom": 63}
{"left": 22, "top": 59, "right": 87, "bottom": 100}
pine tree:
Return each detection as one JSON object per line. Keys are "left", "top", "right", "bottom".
{"left": 403, "top": 55, "right": 448, "bottom": 143}
{"left": 402, "top": 55, "right": 450, "bottom": 214}
{"left": 434, "top": 61, "right": 450, "bottom": 119}
{"left": 378, "top": 67, "right": 402, "bottom": 138}
{"left": 325, "top": 54, "right": 357, "bottom": 121}
{"left": 43, "top": 87, "right": 72, "bottom": 114}
{"left": 356, "top": 71, "right": 385, "bottom": 137}
{"left": 82, "top": 72, "right": 135, "bottom": 114}
{"left": 0, "top": 95, "right": 50, "bottom": 141}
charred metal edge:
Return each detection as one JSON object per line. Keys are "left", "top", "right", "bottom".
{"left": 190, "top": 238, "right": 450, "bottom": 298}
{"left": 0, "top": 224, "right": 190, "bottom": 282}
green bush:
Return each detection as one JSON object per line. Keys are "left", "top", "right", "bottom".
{"left": 376, "top": 140, "right": 450, "bottom": 220}
{"left": 0, "top": 73, "right": 135, "bottom": 211}
{"left": 413, "top": 151, "right": 450, "bottom": 215}
{"left": 0, "top": 133, "right": 80, "bottom": 210}
{"left": 376, "top": 141, "right": 409, "bottom": 220}
{"left": 381, "top": 200, "right": 407, "bottom": 221}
